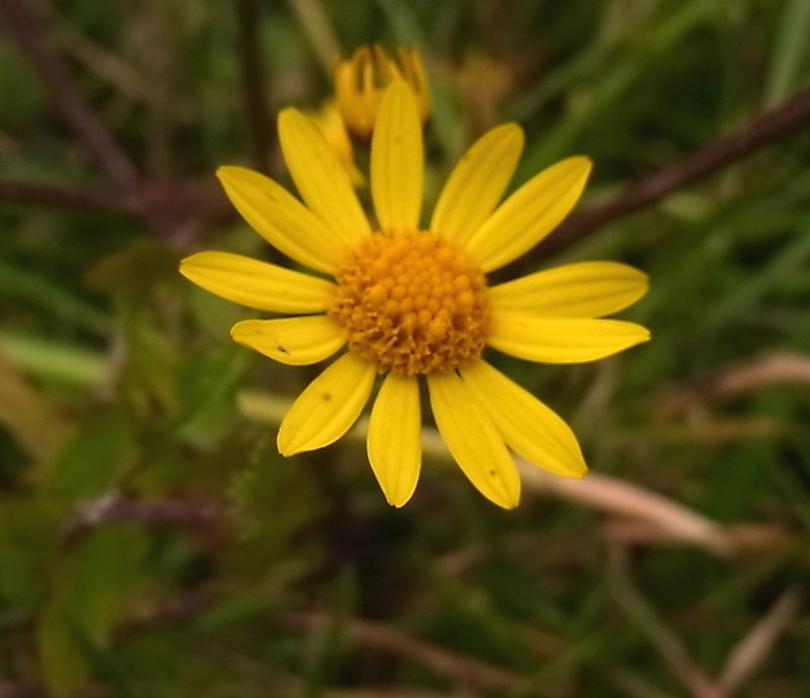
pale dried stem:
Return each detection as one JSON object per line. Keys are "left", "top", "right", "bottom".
{"left": 718, "top": 588, "right": 802, "bottom": 696}
{"left": 608, "top": 545, "right": 800, "bottom": 698}
{"left": 285, "top": 0, "right": 341, "bottom": 75}
{"left": 662, "top": 352, "right": 810, "bottom": 415}
{"left": 283, "top": 610, "right": 523, "bottom": 692}
{"left": 601, "top": 519, "right": 789, "bottom": 552}
{"left": 604, "top": 669, "right": 679, "bottom": 698}
{"left": 712, "top": 352, "right": 810, "bottom": 396}
{"left": 607, "top": 545, "right": 722, "bottom": 698}
{"left": 240, "top": 390, "right": 787, "bottom": 555}
{"left": 119, "top": 589, "right": 544, "bottom": 695}
{"left": 518, "top": 460, "right": 734, "bottom": 554}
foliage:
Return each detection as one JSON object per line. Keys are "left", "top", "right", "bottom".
{"left": 1, "top": 0, "right": 810, "bottom": 695}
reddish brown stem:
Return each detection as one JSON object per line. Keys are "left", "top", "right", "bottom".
{"left": 0, "top": 175, "right": 140, "bottom": 213}
{"left": 0, "top": 0, "right": 139, "bottom": 188}
{"left": 538, "top": 83, "right": 810, "bottom": 259}
{"left": 61, "top": 493, "right": 224, "bottom": 542}
{"left": 0, "top": 175, "right": 235, "bottom": 235}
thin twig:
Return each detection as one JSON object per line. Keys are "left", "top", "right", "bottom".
{"left": 604, "top": 669, "right": 679, "bottom": 698}
{"left": 52, "top": 17, "right": 193, "bottom": 119}
{"left": 0, "top": 0, "right": 199, "bottom": 241}
{"left": 61, "top": 491, "right": 224, "bottom": 542}
{"left": 601, "top": 520, "right": 789, "bottom": 552}
{"left": 660, "top": 351, "right": 810, "bottom": 416}
{"left": 704, "top": 352, "right": 810, "bottom": 396}
{"left": 519, "top": 461, "right": 734, "bottom": 554}
{"left": 0, "top": 0, "right": 139, "bottom": 188}
{"left": 0, "top": 682, "right": 44, "bottom": 698}
{"left": 607, "top": 544, "right": 722, "bottom": 698}
{"left": 240, "top": 390, "right": 788, "bottom": 555}
{"left": 0, "top": 175, "right": 141, "bottom": 213}
{"left": 718, "top": 588, "right": 802, "bottom": 697}
{"left": 124, "top": 593, "right": 526, "bottom": 692}
{"left": 286, "top": 0, "right": 342, "bottom": 76}
{"left": 234, "top": 0, "right": 274, "bottom": 173}
{"left": 535, "top": 83, "right": 810, "bottom": 260}
{"left": 123, "top": 588, "right": 222, "bottom": 632}
{"left": 283, "top": 610, "right": 524, "bottom": 692}
{"left": 0, "top": 174, "right": 234, "bottom": 234}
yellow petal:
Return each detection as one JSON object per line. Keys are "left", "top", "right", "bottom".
{"left": 216, "top": 166, "right": 346, "bottom": 273}
{"left": 490, "top": 312, "right": 650, "bottom": 363}
{"left": 371, "top": 81, "right": 424, "bottom": 231}
{"left": 277, "top": 352, "right": 375, "bottom": 455}
{"left": 278, "top": 109, "right": 370, "bottom": 245}
{"left": 427, "top": 370, "right": 520, "bottom": 509}
{"left": 460, "top": 361, "right": 586, "bottom": 478}
{"left": 231, "top": 316, "right": 346, "bottom": 365}
{"left": 180, "top": 251, "right": 333, "bottom": 313}
{"left": 466, "top": 156, "right": 592, "bottom": 272}
{"left": 367, "top": 373, "right": 422, "bottom": 507}
{"left": 490, "top": 261, "right": 649, "bottom": 317}
{"left": 431, "top": 124, "right": 524, "bottom": 244}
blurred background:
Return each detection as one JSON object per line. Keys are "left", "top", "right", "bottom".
{"left": 1, "top": 0, "right": 810, "bottom": 695}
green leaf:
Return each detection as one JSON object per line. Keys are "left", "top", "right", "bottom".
{"left": 37, "top": 526, "right": 147, "bottom": 696}
{"left": 51, "top": 410, "right": 136, "bottom": 499}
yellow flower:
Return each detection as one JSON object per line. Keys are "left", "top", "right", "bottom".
{"left": 304, "top": 100, "right": 364, "bottom": 186}
{"left": 333, "top": 46, "right": 431, "bottom": 139}
{"left": 180, "top": 81, "right": 650, "bottom": 509}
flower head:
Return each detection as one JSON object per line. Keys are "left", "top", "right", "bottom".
{"left": 333, "top": 46, "right": 431, "bottom": 139}
{"left": 180, "top": 81, "right": 650, "bottom": 509}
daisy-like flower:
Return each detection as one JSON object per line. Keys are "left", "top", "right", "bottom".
{"left": 180, "top": 81, "right": 650, "bottom": 509}
{"left": 333, "top": 46, "right": 431, "bottom": 139}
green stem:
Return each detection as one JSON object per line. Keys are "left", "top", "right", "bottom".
{"left": 0, "top": 332, "right": 107, "bottom": 386}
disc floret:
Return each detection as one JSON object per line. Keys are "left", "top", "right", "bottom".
{"left": 329, "top": 231, "right": 491, "bottom": 375}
